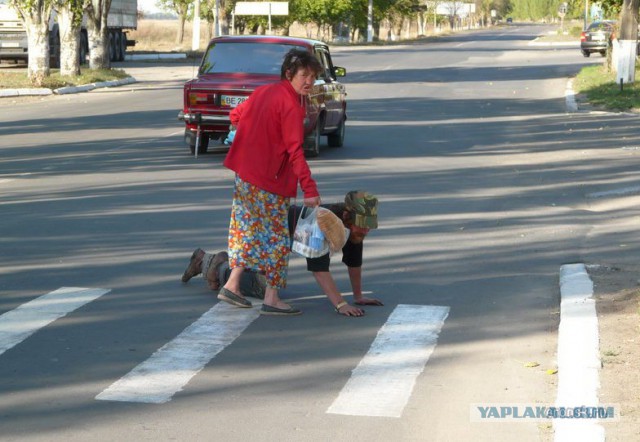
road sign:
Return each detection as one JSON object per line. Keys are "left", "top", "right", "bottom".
{"left": 234, "top": 1, "right": 288, "bottom": 15}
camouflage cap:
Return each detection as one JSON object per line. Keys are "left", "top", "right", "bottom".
{"left": 344, "top": 191, "right": 378, "bottom": 229}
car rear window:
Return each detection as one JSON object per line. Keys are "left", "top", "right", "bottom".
{"left": 588, "top": 22, "right": 614, "bottom": 32}
{"left": 200, "top": 42, "right": 308, "bottom": 75}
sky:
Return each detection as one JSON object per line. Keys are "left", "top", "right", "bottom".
{"left": 138, "top": 0, "right": 162, "bottom": 14}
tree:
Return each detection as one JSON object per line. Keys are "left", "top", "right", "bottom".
{"left": 57, "top": 0, "right": 84, "bottom": 76}
{"left": 619, "top": 0, "right": 638, "bottom": 40}
{"left": 9, "top": 0, "right": 54, "bottom": 85}
{"left": 85, "top": 0, "right": 112, "bottom": 69}
{"left": 475, "top": 0, "right": 495, "bottom": 26}
{"left": 599, "top": 0, "right": 623, "bottom": 16}
{"left": 158, "top": 0, "right": 193, "bottom": 44}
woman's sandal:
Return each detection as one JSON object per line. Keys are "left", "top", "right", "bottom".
{"left": 260, "top": 304, "right": 302, "bottom": 316}
{"left": 217, "top": 287, "right": 252, "bottom": 308}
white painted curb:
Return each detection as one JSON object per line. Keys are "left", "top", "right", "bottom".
{"left": 565, "top": 79, "right": 578, "bottom": 112}
{"left": 554, "top": 263, "right": 604, "bottom": 442}
{"left": 53, "top": 76, "right": 136, "bottom": 95}
{"left": 125, "top": 53, "right": 187, "bottom": 61}
{"left": 0, "top": 88, "right": 53, "bottom": 97}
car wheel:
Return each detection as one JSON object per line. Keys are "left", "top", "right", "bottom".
{"left": 599, "top": 50, "right": 607, "bottom": 57}
{"left": 304, "top": 121, "right": 321, "bottom": 158}
{"left": 189, "top": 134, "right": 209, "bottom": 155}
{"left": 327, "top": 116, "right": 345, "bottom": 148}
{"left": 581, "top": 50, "right": 590, "bottom": 58}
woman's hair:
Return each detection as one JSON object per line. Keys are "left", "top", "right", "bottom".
{"left": 281, "top": 48, "right": 323, "bottom": 80}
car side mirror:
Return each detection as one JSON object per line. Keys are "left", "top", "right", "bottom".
{"left": 334, "top": 66, "right": 347, "bottom": 77}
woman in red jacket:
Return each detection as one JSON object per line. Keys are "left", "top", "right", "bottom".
{"left": 219, "top": 49, "right": 322, "bottom": 316}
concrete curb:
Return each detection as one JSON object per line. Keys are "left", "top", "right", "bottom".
{"left": 0, "top": 76, "right": 137, "bottom": 98}
{"left": 529, "top": 38, "right": 580, "bottom": 47}
{"left": 0, "top": 52, "right": 186, "bottom": 98}
{"left": 0, "top": 88, "right": 53, "bottom": 97}
{"left": 554, "top": 263, "right": 605, "bottom": 442}
{"left": 565, "top": 79, "right": 578, "bottom": 112}
{"left": 125, "top": 53, "right": 187, "bottom": 61}
{"left": 54, "top": 76, "right": 137, "bottom": 95}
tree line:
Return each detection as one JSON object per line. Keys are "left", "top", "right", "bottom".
{"left": 157, "top": 0, "right": 514, "bottom": 44}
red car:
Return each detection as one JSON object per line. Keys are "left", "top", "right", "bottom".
{"left": 178, "top": 35, "right": 347, "bottom": 157}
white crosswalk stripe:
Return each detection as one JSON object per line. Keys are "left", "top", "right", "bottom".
{"left": 96, "top": 301, "right": 261, "bottom": 404}
{"left": 0, "top": 287, "right": 110, "bottom": 357}
{"left": 2, "top": 289, "right": 450, "bottom": 410}
{"left": 327, "top": 304, "right": 450, "bottom": 418}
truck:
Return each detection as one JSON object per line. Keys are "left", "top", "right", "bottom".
{"left": 0, "top": 0, "right": 137, "bottom": 66}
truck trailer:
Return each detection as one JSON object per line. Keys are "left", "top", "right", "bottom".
{"left": 0, "top": 0, "right": 137, "bottom": 66}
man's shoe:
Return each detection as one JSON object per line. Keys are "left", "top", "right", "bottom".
{"left": 181, "top": 248, "right": 205, "bottom": 283}
{"left": 205, "top": 251, "right": 228, "bottom": 291}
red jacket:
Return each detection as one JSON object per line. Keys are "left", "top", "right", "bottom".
{"left": 223, "top": 80, "right": 319, "bottom": 199}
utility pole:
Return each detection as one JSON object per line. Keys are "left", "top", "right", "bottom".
{"left": 584, "top": 0, "right": 588, "bottom": 30}
{"left": 367, "top": 0, "right": 373, "bottom": 42}
{"left": 215, "top": 0, "right": 220, "bottom": 37}
{"left": 192, "top": 0, "right": 201, "bottom": 50}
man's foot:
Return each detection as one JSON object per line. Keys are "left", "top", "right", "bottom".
{"left": 217, "top": 287, "right": 252, "bottom": 308}
{"left": 181, "top": 248, "right": 205, "bottom": 283}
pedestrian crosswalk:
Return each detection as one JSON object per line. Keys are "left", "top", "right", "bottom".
{"left": 327, "top": 304, "right": 449, "bottom": 417}
{"left": 0, "top": 287, "right": 110, "bottom": 357}
{"left": 1, "top": 287, "right": 450, "bottom": 418}
{"left": 96, "top": 301, "right": 262, "bottom": 404}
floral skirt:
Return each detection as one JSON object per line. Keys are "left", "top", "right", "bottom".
{"left": 228, "top": 175, "right": 291, "bottom": 289}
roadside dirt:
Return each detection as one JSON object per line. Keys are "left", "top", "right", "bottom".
{"left": 588, "top": 263, "right": 640, "bottom": 441}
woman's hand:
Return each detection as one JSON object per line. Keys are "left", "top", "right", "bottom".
{"left": 303, "top": 196, "right": 321, "bottom": 207}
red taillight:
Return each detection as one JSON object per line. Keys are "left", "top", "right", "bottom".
{"left": 580, "top": 32, "right": 587, "bottom": 42}
{"left": 188, "top": 92, "right": 212, "bottom": 106}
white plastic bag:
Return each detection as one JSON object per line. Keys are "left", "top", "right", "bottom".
{"left": 291, "top": 207, "right": 330, "bottom": 258}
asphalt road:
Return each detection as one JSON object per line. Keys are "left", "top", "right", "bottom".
{"left": 1, "top": 24, "right": 639, "bottom": 441}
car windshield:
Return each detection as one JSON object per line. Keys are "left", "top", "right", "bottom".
{"left": 200, "top": 42, "right": 307, "bottom": 75}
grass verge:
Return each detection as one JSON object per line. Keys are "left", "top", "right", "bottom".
{"left": 0, "top": 68, "right": 129, "bottom": 90}
{"left": 573, "top": 64, "right": 640, "bottom": 112}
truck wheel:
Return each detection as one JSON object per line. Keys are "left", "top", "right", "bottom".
{"left": 49, "top": 31, "right": 60, "bottom": 69}
{"left": 108, "top": 32, "right": 115, "bottom": 62}
{"left": 119, "top": 31, "right": 127, "bottom": 61}
{"left": 79, "top": 32, "right": 88, "bottom": 65}
{"left": 327, "top": 116, "right": 345, "bottom": 148}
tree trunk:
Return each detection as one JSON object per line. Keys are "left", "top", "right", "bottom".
{"left": 58, "top": 6, "right": 81, "bottom": 77}
{"left": 620, "top": 0, "right": 639, "bottom": 40}
{"left": 24, "top": 18, "right": 50, "bottom": 85}
{"left": 177, "top": 13, "right": 186, "bottom": 44}
{"left": 14, "top": 1, "right": 53, "bottom": 85}
{"left": 86, "top": 0, "right": 112, "bottom": 70}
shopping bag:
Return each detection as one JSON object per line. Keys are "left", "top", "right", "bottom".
{"left": 291, "top": 206, "right": 330, "bottom": 258}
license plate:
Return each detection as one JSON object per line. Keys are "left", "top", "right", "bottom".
{"left": 221, "top": 95, "right": 248, "bottom": 107}
{"left": 592, "top": 34, "right": 605, "bottom": 41}
{"left": 1, "top": 42, "right": 20, "bottom": 48}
